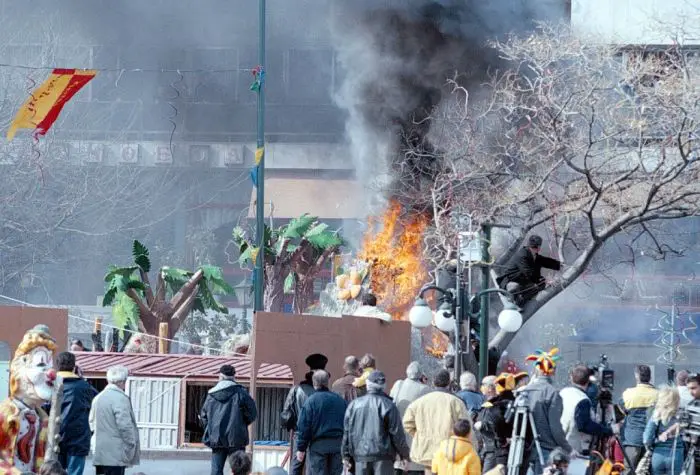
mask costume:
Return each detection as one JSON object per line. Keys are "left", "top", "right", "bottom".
{"left": 0, "top": 325, "right": 57, "bottom": 473}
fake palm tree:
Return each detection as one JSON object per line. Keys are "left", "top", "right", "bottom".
{"left": 102, "top": 240, "right": 233, "bottom": 340}
{"left": 232, "top": 214, "right": 343, "bottom": 313}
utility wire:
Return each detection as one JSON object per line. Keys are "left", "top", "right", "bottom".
{"left": 0, "top": 62, "right": 256, "bottom": 73}
{"left": 0, "top": 293, "right": 249, "bottom": 356}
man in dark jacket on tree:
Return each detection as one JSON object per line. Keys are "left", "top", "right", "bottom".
{"left": 281, "top": 353, "right": 328, "bottom": 475}
{"left": 497, "top": 234, "right": 561, "bottom": 307}
{"left": 200, "top": 365, "right": 258, "bottom": 475}
{"left": 56, "top": 351, "right": 98, "bottom": 475}
{"left": 342, "top": 370, "right": 410, "bottom": 475}
{"left": 295, "top": 370, "right": 347, "bottom": 475}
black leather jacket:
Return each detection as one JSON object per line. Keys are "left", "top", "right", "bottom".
{"left": 281, "top": 380, "right": 315, "bottom": 431}
{"left": 341, "top": 389, "right": 410, "bottom": 462}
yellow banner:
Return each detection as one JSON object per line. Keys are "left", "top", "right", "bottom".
{"left": 254, "top": 146, "right": 264, "bottom": 165}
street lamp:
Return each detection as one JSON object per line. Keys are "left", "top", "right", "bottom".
{"left": 234, "top": 276, "right": 252, "bottom": 331}
{"left": 409, "top": 284, "right": 521, "bottom": 381}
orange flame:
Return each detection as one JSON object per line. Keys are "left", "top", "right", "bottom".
{"left": 424, "top": 331, "right": 449, "bottom": 358}
{"left": 359, "top": 201, "right": 429, "bottom": 319}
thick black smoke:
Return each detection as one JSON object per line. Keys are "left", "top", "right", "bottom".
{"left": 332, "top": 0, "right": 568, "bottom": 214}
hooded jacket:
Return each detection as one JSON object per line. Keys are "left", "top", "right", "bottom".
{"left": 200, "top": 380, "right": 257, "bottom": 450}
{"left": 341, "top": 388, "right": 410, "bottom": 462}
{"left": 431, "top": 436, "right": 481, "bottom": 475}
{"left": 59, "top": 371, "right": 98, "bottom": 456}
{"left": 403, "top": 389, "right": 471, "bottom": 466}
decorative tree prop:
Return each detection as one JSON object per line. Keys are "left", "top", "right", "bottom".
{"left": 102, "top": 240, "right": 233, "bottom": 342}
{"left": 231, "top": 214, "right": 343, "bottom": 313}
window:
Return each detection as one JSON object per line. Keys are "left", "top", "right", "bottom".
{"left": 288, "top": 49, "right": 334, "bottom": 104}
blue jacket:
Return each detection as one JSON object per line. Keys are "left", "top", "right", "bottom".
{"left": 622, "top": 383, "right": 658, "bottom": 447}
{"left": 296, "top": 388, "right": 347, "bottom": 453}
{"left": 59, "top": 372, "right": 98, "bottom": 456}
{"left": 643, "top": 415, "right": 684, "bottom": 457}
{"left": 456, "top": 390, "right": 484, "bottom": 417}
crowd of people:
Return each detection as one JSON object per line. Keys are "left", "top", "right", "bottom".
{"left": 45, "top": 344, "right": 700, "bottom": 475}
{"left": 275, "top": 349, "right": 699, "bottom": 475}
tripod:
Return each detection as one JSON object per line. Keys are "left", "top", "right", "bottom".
{"left": 507, "top": 390, "right": 546, "bottom": 475}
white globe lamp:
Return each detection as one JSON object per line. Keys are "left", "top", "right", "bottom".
{"left": 498, "top": 307, "right": 523, "bottom": 333}
{"left": 434, "top": 303, "right": 455, "bottom": 333}
{"left": 408, "top": 298, "right": 433, "bottom": 328}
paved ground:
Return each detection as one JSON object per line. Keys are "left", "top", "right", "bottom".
{"left": 83, "top": 459, "right": 215, "bottom": 475}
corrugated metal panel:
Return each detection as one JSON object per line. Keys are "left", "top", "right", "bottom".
{"left": 254, "top": 387, "right": 289, "bottom": 442}
{"left": 75, "top": 352, "right": 292, "bottom": 383}
{"left": 126, "top": 377, "right": 180, "bottom": 450}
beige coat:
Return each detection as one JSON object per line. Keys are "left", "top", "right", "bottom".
{"left": 89, "top": 384, "right": 140, "bottom": 468}
{"left": 403, "top": 389, "right": 471, "bottom": 467}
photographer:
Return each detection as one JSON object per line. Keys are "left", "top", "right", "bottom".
{"left": 542, "top": 448, "right": 570, "bottom": 475}
{"left": 560, "top": 365, "right": 619, "bottom": 458}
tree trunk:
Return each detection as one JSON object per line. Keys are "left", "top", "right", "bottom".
{"left": 265, "top": 269, "right": 286, "bottom": 313}
{"left": 293, "top": 277, "right": 315, "bottom": 314}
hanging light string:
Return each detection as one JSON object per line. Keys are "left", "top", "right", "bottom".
{"left": 0, "top": 293, "right": 248, "bottom": 356}
{"left": 0, "top": 62, "right": 256, "bottom": 74}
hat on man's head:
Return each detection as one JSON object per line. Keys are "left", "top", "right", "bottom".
{"left": 527, "top": 235, "right": 543, "bottom": 248}
{"left": 368, "top": 370, "right": 386, "bottom": 385}
{"left": 305, "top": 353, "right": 328, "bottom": 370}
{"left": 494, "top": 372, "right": 529, "bottom": 394}
{"left": 219, "top": 364, "right": 236, "bottom": 377}
{"left": 525, "top": 348, "right": 560, "bottom": 376}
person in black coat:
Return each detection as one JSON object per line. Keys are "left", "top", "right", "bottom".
{"left": 341, "top": 370, "right": 410, "bottom": 475}
{"left": 200, "top": 365, "right": 258, "bottom": 475}
{"left": 475, "top": 372, "right": 528, "bottom": 473}
{"left": 295, "top": 370, "right": 347, "bottom": 475}
{"left": 56, "top": 351, "right": 98, "bottom": 475}
{"left": 281, "top": 353, "right": 328, "bottom": 475}
{"left": 496, "top": 235, "right": 561, "bottom": 306}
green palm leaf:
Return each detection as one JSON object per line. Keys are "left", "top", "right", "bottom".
{"left": 112, "top": 292, "right": 140, "bottom": 337}
{"left": 282, "top": 214, "right": 317, "bottom": 239}
{"left": 132, "top": 240, "right": 151, "bottom": 272}
{"left": 306, "top": 231, "right": 343, "bottom": 250}
{"left": 104, "top": 265, "right": 138, "bottom": 283}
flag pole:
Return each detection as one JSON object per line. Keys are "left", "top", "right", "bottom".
{"left": 254, "top": 0, "right": 266, "bottom": 312}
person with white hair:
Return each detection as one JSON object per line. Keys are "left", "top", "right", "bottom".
{"left": 389, "top": 362, "right": 431, "bottom": 474}
{"left": 295, "top": 370, "right": 347, "bottom": 475}
{"left": 456, "top": 372, "right": 485, "bottom": 419}
{"left": 342, "top": 371, "right": 410, "bottom": 475}
{"left": 89, "top": 366, "right": 140, "bottom": 475}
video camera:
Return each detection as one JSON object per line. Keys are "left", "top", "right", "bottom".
{"left": 678, "top": 404, "right": 700, "bottom": 445}
{"left": 589, "top": 354, "right": 615, "bottom": 391}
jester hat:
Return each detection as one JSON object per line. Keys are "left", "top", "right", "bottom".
{"left": 525, "top": 347, "right": 560, "bottom": 375}
{"left": 494, "top": 371, "right": 529, "bottom": 394}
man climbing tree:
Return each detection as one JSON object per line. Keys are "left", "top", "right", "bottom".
{"left": 496, "top": 235, "right": 561, "bottom": 307}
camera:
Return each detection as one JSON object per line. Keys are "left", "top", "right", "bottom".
{"left": 597, "top": 354, "right": 615, "bottom": 391}
{"left": 678, "top": 405, "right": 700, "bottom": 445}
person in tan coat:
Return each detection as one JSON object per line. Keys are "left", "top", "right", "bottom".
{"left": 403, "top": 369, "right": 471, "bottom": 474}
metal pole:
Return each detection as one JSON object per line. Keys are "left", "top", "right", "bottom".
{"left": 454, "top": 234, "right": 463, "bottom": 382}
{"left": 479, "top": 224, "right": 492, "bottom": 381}
{"left": 253, "top": 0, "right": 266, "bottom": 312}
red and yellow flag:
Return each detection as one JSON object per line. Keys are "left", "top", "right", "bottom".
{"left": 7, "top": 68, "right": 97, "bottom": 141}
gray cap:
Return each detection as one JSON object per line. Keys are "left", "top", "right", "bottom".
{"left": 266, "top": 468, "right": 288, "bottom": 475}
